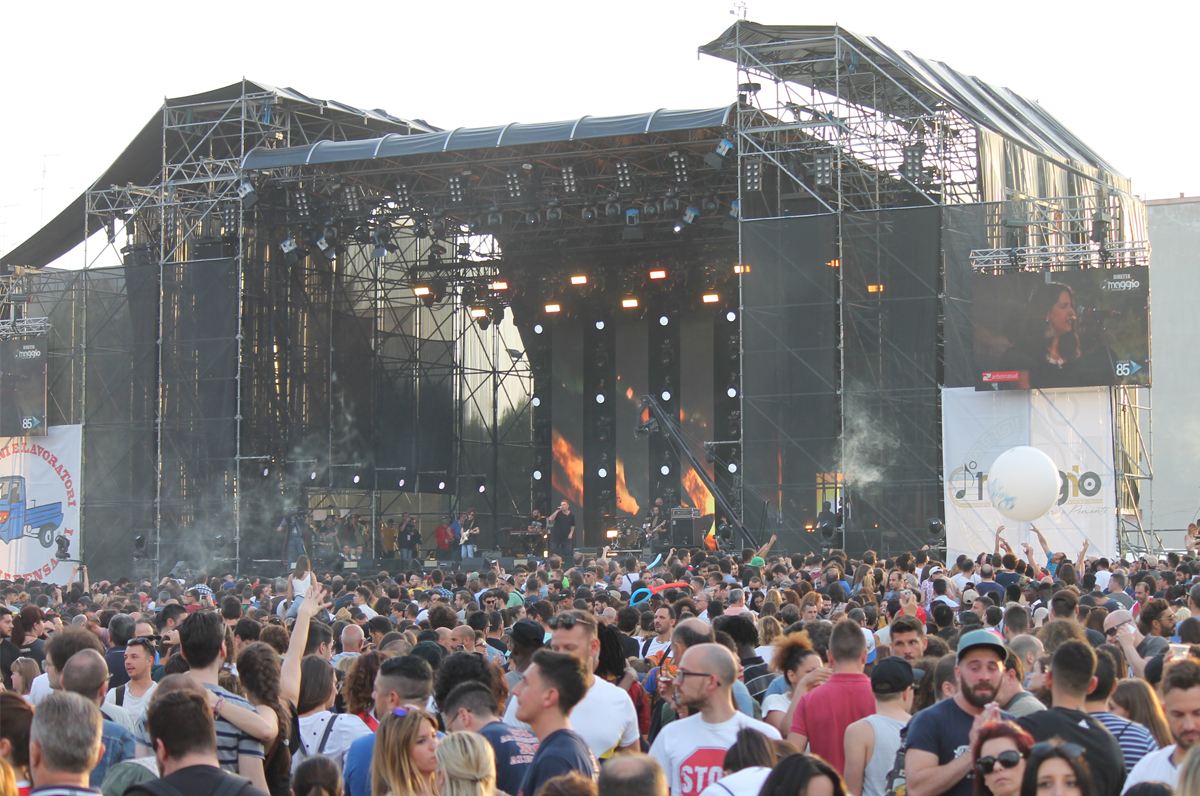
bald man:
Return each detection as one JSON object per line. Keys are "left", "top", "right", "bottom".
{"left": 599, "top": 754, "right": 668, "bottom": 796}
{"left": 648, "top": 643, "right": 781, "bottom": 796}
{"left": 332, "top": 624, "right": 365, "bottom": 666}
{"left": 450, "top": 625, "right": 478, "bottom": 654}
{"left": 437, "top": 626, "right": 456, "bottom": 653}
{"left": 61, "top": 649, "right": 137, "bottom": 787}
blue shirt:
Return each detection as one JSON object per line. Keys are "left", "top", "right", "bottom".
{"left": 449, "top": 520, "right": 463, "bottom": 541}
{"left": 479, "top": 720, "right": 539, "bottom": 796}
{"left": 343, "top": 732, "right": 375, "bottom": 796}
{"left": 517, "top": 729, "right": 596, "bottom": 796}
{"left": 93, "top": 718, "right": 136, "bottom": 788}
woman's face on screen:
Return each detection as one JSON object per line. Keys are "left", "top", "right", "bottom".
{"left": 1046, "top": 291, "right": 1076, "bottom": 335}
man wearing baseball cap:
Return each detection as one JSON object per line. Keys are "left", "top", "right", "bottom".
{"left": 844, "top": 656, "right": 922, "bottom": 796}
{"left": 903, "top": 629, "right": 1010, "bottom": 796}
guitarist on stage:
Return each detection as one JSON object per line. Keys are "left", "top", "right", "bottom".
{"left": 645, "top": 498, "right": 669, "bottom": 546}
{"left": 461, "top": 508, "right": 481, "bottom": 560}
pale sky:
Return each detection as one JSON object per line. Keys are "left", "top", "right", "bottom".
{"left": 1, "top": 0, "right": 1194, "bottom": 266}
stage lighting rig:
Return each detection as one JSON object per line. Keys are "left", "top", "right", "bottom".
{"left": 341, "top": 184, "right": 363, "bottom": 216}
{"left": 615, "top": 161, "right": 633, "bottom": 192}
{"left": 505, "top": 171, "right": 524, "bottom": 199}
{"left": 662, "top": 196, "right": 680, "bottom": 215}
{"left": 545, "top": 204, "right": 562, "bottom": 223}
{"left": 723, "top": 200, "right": 740, "bottom": 232}
{"left": 220, "top": 202, "right": 239, "bottom": 234}
{"left": 643, "top": 200, "right": 660, "bottom": 219}
{"left": 742, "top": 159, "right": 762, "bottom": 192}
{"left": 237, "top": 181, "right": 258, "bottom": 208}
{"left": 391, "top": 180, "right": 412, "bottom": 209}
{"left": 582, "top": 206, "right": 598, "bottom": 222}
{"left": 280, "top": 237, "right": 301, "bottom": 265}
{"left": 486, "top": 210, "right": 504, "bottom": 228}
{"left": 316, "top": 235, "right": 336, "bottom": 260}
{"left": 703, "top": 292, "right": 720, "bottom": 304}
{"left": 668, "top": 151, "right": 689, "bottom": 183}
{"left": 623, "top": 208, "right": 643, "bottom": 241}
{"left": 605, "top": 202, "right": 621, "bottom": 221}
{"left": 704, "top": 139, "right": 734, "bottom": 170}
{"left": 448, "top": 174, "right": 468, "bottom": 204}
{"left": 292, "top": 190, "right": 311, "bottom": 220}
{"left": 561, "top": 165, "right": 578, "bottom": 194}
{"left": 813, "top": 152, "right": 834, "bottom": 187}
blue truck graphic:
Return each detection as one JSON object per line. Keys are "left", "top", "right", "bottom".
{"left": 0, "top": 475, "right": 65, "bottom": 548}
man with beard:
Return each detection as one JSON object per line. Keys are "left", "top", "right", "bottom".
{"left": 1121, "top": 658, "right": 1200, "bottom": 792}
{"left": 904, "top": 629, "right": 1009, "bottom": 796}
{"left": 1016, "top": 641, "right": 1125, "bottom": 796}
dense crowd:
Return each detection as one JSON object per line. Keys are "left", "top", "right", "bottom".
{"left": 3, "top": 527, "right": 1200, "bottom": 796}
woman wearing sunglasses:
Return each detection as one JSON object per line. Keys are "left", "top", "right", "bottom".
{"left": 972, "top": 721, "right": 1033, "bottom": 796}
{"left": 1020, "top": 740, "right": 1095, "bottom": 796}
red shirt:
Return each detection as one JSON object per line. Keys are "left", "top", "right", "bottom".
{"left": 788, "top": 672, "right": 876, "bottom": 774}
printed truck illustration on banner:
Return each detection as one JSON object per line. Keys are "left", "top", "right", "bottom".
{"left": 0, "top": 475, "right": 65, "bottom": 548}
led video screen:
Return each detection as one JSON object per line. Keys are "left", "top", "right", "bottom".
{"left": 972, "top": 267, "right": 1149, "bottom": 390}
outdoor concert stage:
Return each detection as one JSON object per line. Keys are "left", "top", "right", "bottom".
{"left": 0, "top": 22, "right": 1149, "bottom": 580}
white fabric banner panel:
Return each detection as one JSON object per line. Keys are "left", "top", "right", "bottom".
{"left": 0, "top": 425, "right": 82, "bottom": 583}
{"left": 942, "top": 388, "right": 1116, "bottom": 562}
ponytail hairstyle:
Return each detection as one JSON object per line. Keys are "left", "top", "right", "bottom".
{"left": 292, "top": 754, "right": 342, "bottom": 796}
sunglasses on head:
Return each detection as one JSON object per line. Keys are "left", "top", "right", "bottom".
{"left": 548, "top": 613, "right": 593, "bottom": 630}
{"left": 975, "top": 749, "right": 1024, "bottom": 776}
{"left": 131, "top": 636, "right": 162, "bottom": 644}
{"left": 1030, "top": 741, "right": 1085, "bottom": 759}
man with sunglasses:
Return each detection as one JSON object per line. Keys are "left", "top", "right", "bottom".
{"left": 648, "top": 643, "right": 780, "bottom": 796}
{"left": 502, "top": 609, "right": 639, "bottom": 760}
{"left": 1015, "top": 641, "right": 1125, "bottom": 796}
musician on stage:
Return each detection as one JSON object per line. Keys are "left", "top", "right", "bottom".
{"left": 547, "top": 500, "right": 576, "bottom": 560}
{"left": 397, "top": 512, "right": 419, "bottom": 561}
{"left": 461, "top": 508, "right": 481, "bottom": 559}
{"left": 645, "top": 497, "right": 669, "bottom": 545}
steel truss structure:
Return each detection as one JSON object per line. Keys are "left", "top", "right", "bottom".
{"left": 700, "top": 22, "right": 1151, "bottom": 554}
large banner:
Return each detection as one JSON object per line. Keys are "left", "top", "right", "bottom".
{"left": 973, "top": 267, "right": 1149, "bottom": 390}
{"left": 942, "top": 388, "right": 1116, "bottom": 562}
{"left": 0, "top": 425, "right": 82, "bottom": 583}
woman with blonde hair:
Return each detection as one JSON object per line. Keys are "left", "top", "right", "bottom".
{"left": 372, "top": 707, "right": 439, "bottom": 796}
{"left": 1111, "top": 678, "right": 1173, "bottom": 748}
{"left": 8, "top": 657, "right": 39, "bottom": 696}
{"left": 756, "top": 616, "right": 784, "bottom": 665}
{"left": 435, "top": 730, "right": 497, "bottom": 796}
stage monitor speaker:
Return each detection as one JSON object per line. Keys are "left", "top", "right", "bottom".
{"left": 670, "top": 508, "right": 704, "bottom": 548}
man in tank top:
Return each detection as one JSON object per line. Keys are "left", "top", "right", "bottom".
{"left": 843, "top": 656, "right": 919, "bottom": 796}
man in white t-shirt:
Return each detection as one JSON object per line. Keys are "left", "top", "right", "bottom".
{"left": 104, "top": 637, "right": 158, "bottom": 725}
{"left": 649, "top": 643, "right": 781, "bottom": 796}
{"left": 503, "top": 609, "right": 639, "bottom": 760}
{"left": 1122, "top": 659, "right": 1200, "bottom": 792}
{"left": 642, "top": 606, "right": 675, "bottom": 661}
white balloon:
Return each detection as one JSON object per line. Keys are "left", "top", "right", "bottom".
{"left": 987, "top": 446, "right": 1062, "bottom": 522}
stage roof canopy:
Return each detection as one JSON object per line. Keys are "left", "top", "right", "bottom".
{"left": 698, "top": 22, "right": 1121, "bottom": 176}
{"left": 241, "top": 106, "right": 736, "bottom": 170}
{"left": 2, "top": 81, "right": 437, "bottom": 269}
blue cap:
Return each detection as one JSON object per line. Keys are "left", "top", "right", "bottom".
{"left": 956, "top": 628, "right": 1007, "bottom": 663}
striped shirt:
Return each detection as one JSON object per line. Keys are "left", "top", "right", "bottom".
{"left": 1092, "top": 711, "right": 1160, "bottom": 770}
{"left": 133, "top": 682, "right": 264, "bottom": 771}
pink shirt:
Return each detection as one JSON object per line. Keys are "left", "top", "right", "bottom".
{"left": 788, "top": 672, "right": 876, "bottom": 774}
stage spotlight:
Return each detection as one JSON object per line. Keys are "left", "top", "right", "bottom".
{"left": 478, "top": 482, "right": 486, "bottom": 493}
{"left": 661, "top": 389, "right": 672, "bottom": 401}
{"left": 546, "top": 206, "right": 562, "bottom": 223}
{"left": 598, "top": 467, "right": 608, "bottom": 478}
{"left": 392, "top": 180, "right": 412, "bottom": 208}
{"left": 928, "top": 518, "right": 945, "bottom": 538}
{"left": 518, "top": 212, "right": 536, "bottom": 226}
{"left": 595, "top": 393, "right": 605, "bottom": 404}
{"left": 561, "top": 165, "right": 578, "bottom": 193}
{"left": 813, "top": 152, "right": 834, "bottom": 187}
{"left": 370, "top": 230, "right": 390, "bottom": 259}
{"left": 309, "top": 471, "right": 317, "bottom": 481}
{"left": 727, "top": 461, "right": 738, "bottom": 474}
{"left": 660, "top": 464, "right": 671, "bottom": 476}
{"left": 733, "top": 264, "right": 751, "bottom": 274}
{"left": 438, "top": 480, "right": 446, "bottom": 491}
{"left": 616, "top": 161, "right": 633, "bottom": 191}
{"left": 397, "top": 476, "right": 406, "bottom": 488}
{"left": 621, "top": 298, "right": 639, "bottom": 309}
{"left": 237, "top": 181, "right": 258, "bottom": 208}
{"left": 658, "top": 315, "right": 669, "bottom": 326}
{"left": 623, "top": 208, "right": 643, "bottom": 241}
{"left": 448, "top": 174, "right": 467, "bottom": 204}
{"left": 649, "top": 269, "right": 667, "bottom": 280}
{"left": 702, "top": 293, "right": 720, "bottom": 304}
{"left": 594, "top": 320, "right": 605, "bottom": 330}
{"left": 280, "top": 237, "right": 300, "bottom": 265}
{"left": 486, "top": 211, "right": 504, "bottom": 227}
{"left": 55, "top": 534, "right": 71, "bottom": 561}
{"left": 704, "top": 138, "right": 734, "bottom": 170}
{"left": 723, "top": 200, "right": 741, "bottom": 232}
{"left": 669, "top": 151, "right": 689, "bottom": 183}
{"left": 726, "top": 310, "right": 737, "bottom": 322}
{"left": 505, "top": 171, "right": 524, "bottom": 198}
{"left": 545, "top": 303, "right": 562, "bottom": 314}
{"left": 901, "top": 143, "right": 925, "bottom": 182}
{"left": 534, "top": 323, "right": 544, "bottom": 334}
{"left": 413, "top": 285, "right": 431, "bottom": 297}
{"left": 531, "top": 396, "right": 541, "bottom": 407}
{"left": 682, "top": 206, "right": 699, "bottom": 226}
{"left": 605, "top": 203, "right": 621, "bottom": 220}
{"left": 292, "top": 190, "right": 311, "bottom": 220}
{"left": 341, "top": 184, "right": 362, "bottom": 216}
{"left": 742, "top": 159, "right": 762, "bottom": 192}
{"left": 490, "top": 281, "right": 509, "bottom": 291}
{"left": 672, "top": 221, "right": 685, "bottom": 234}
{"left": 663, "top": 197, "right": 680, "bottom": 214}
{"left": 469, "top": 306, "right": 488, "bottom": 319}
{"left": 133, "top": 535, "right": 147, "bottom": 559}
{"left": 261, "top": 466, "right": 270, "bottom": 478}
{"left": 571, "top": 275, "right": 588, "bottom": 285}
{"left": 582, "top": 206, "right": 598, "bottom": 222}
{"left": 727, "top": 385, "right": 738, "bottom": 398}
{"left": 642, "top": 200, "right": 659, "bottom": 219}
{"left": 701, "top": 196, "right": 718, "bottom": 214}
{"left": 533, "top": 469, "right": 543, "bottom": 481}
{"left": 352, "top": 473, "right": 361, "bottom": 484}
{"left": 316, "top": 235, "right": 336, "bottom": 260}
{"left": 867, "top": 284, "right": 884, "bottom": 294}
